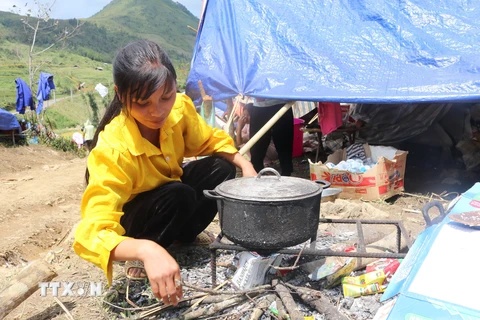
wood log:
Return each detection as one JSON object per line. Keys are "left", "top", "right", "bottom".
{"left": 276, "top": 296, "right": 289, "bottom": 319}
{"left": 0, "top": 260, "right": 57, "bottom": 319}
{"left": 298, "top": 292, "right": 347, "bottom": 320}
{"left": 285, "top": 283, "right": 348, "bottom": 320}
{"left": 273, "top": 280, "right": 303, "bottom": 320}
{"left": 249, "top": 294, "right": 276, "bottom": 320}
{"left": 182, "top": 295, "right": 248, "bottom": 320}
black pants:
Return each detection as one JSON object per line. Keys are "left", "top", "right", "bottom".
{"left": 120, "top": 156, "right": 236, "bottom": 247}
{"left": 249, "top": 104, "right": 294, "bottom": 175}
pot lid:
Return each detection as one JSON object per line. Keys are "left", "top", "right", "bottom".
{"left": 215, "top": 168, "right": 325, "bottom": 201}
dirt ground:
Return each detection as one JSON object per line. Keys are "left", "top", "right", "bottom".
{"left": 0, "top": 144, "right": 459, "bottom": 319}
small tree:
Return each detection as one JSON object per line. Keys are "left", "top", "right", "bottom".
{"left": 82, "top": 92, "right": 100, "bottom": 127}
{"left": 86, "top": 92, "right": 100, "bottom": 127}
{"left": 12, "top": 0, "right": 83, "bottom": 90}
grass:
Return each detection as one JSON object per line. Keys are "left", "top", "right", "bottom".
{"left": 15, "top": 91, "right": 108, "bottom": 135}
{"left": 7, "top": 91, "right": 105, "bottom": 156}
{"left": 0, "top": 0, "right": 197, "bottom": 110}
{"left": 0, "top": 40, "right": 190, "bottom": 112}
{"left": 0, "top": 41, "right": 114, "bottom": 110}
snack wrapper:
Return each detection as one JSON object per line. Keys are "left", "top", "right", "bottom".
{"left": 342, "top": 270, "right": 387, "bottom": 297}
{"left": 365, "top": 258, "right": 401, "bottom": 280}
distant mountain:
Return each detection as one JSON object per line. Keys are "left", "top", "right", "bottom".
{"left": 0, "top": 0, "right": 199, "bottom": 64}
{"left": 90, "top": 0, "right": 198, "bottom": 62}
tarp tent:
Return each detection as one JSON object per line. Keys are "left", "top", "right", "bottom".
{"left": 186, "top": 0, "right": 480, "bottom": 104}
{"left": 186, "top": 2, "right": 480, "bottom": 318}
{"left": 0, "top": 109, "right": 20, "bottom": 132}
{"left": 0, "top": 108, "right": 22, "bottom": 145}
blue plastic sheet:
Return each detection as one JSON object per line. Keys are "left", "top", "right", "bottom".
{"left": 186, "top": 0, "right": 480, "bottom": 104}
{"left": 0, "top": 109, "right": 20, "bottom": 131}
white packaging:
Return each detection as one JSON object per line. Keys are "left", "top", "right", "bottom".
{"left": 232, "top": 252, "right": 283, "bottom": 290}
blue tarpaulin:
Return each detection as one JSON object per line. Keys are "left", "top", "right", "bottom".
{"left": 0, "top": 108, "right": 20, "bottom": 131}
{"left": 186, "top": 0, "right": 480, "bottom": 104}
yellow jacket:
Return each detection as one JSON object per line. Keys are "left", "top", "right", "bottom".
{"left": 73, "top": 94, "right": 237, "bottom": 284}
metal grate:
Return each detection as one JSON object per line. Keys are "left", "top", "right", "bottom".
{"left": 209, "top": 218, "right": 411, "bottom": 287}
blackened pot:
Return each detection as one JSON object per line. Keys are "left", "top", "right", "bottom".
{"left": 204, "top": 168, "right": 330, "bottom": 249}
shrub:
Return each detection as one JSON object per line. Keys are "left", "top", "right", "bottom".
{"left": 38, "top": 133, "right": 86, "bottom": 157}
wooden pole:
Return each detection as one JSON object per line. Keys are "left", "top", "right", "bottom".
{"left": 187, "top": 25, "right": 198, "bottom": 33}
{"left": 197, "top": 80, "right": 213, "bottom": 123}
{"left": 0, "top": 260, "right": 57, "bottom": 319}
{"left": 225, "top": 98, "right": 240, "bottom": 139}
{"left": 239, "top": 102, "right": 294, "bottom": 155}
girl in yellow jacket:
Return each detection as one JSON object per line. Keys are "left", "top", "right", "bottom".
{"left": 73, "top": 40, "right": 256, "bottom": 306}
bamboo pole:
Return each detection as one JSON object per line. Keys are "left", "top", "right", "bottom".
{"left": 239, "top": 102, "right": 294, "bottom": 155}
{"left": 225, "top": 98, "right": 240, "bottom": 139}
{"left": 197, "top": 80, "right": 213, "bottom": 121}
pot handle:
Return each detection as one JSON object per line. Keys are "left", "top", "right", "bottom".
{"left": 421, "top": 200, "right": 446, "bottom": 227}
{"left": 203, "top": 190, "right": 225, "bottom": 200}
{"left": 256, "top": 168, "right": 281, "bottom": 180}
{"left": 314, "top": 179, "right": 331, "bottom": 189}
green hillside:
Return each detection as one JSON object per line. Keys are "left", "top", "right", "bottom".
{"left": 0, "top": 40, "right": 114, "bottom": 109}
{"left": 90, "top": 0, "right": 198, "bottom": 62}
{"left": 0, "top": 0, "right": 198, "bottom": 63}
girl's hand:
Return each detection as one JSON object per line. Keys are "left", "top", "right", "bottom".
{"left": 216, "top": 152, "right": 257, "bottom": 177}
{"left": 242, "top": 165, "right": 257, "bottom": 177}
{"left": 138, "top": 241, "right": 183, "bottom": 306}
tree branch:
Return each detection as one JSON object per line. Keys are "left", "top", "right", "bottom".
{"left": 272, "top": 280, "right": 303, "bottom": 320}
{"left": 178, "top": 280, "right": 272, "bottom": 296}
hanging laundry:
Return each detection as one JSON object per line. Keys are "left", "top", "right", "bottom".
{"left": 15, "top": 78, "right": 35, "bottom": 114}
{"left": 36, "top": 72, "right": 56, "bottom": 114}
{"left": 318, "top": 102, "right": 342, "bottom": 135}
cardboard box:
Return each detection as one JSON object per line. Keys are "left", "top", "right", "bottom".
{"left": 378, "top": 183, "right": 480, "bottom": 320}
{"left": 309, "top": 144, "right": 408, "bottom": 201}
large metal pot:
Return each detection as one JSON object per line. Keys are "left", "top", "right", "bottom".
{"left": 203, "top": 168, "right": 330, "bottom": 249}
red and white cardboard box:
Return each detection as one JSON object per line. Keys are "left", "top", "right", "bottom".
{"left": 309, "top": 144, "right": 408, "bottom": 201}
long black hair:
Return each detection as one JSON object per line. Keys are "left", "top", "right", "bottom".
{"left": 85, "top": 40, "right": 177, "bottom": 184}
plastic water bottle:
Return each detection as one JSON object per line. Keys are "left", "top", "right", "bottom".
{"left": 325, "top": 162, "right": 336, "bottom": 169}
{"left": 336, "top": 160, "right": 349, "bottom": 171}
{"left": 363, "top": 158, "right": 375, "bottom": 166}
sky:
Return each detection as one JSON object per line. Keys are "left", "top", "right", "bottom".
{"left": 0, "top": 0, "right": 202, "bottom": 19}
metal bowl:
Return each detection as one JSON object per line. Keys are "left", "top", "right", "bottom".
{"left": 321, "top": 187, "right": 343, "bottom": 202}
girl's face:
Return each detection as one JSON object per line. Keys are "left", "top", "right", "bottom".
{"left": 128, "top": 82, "right": 177, "bottom": 130}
